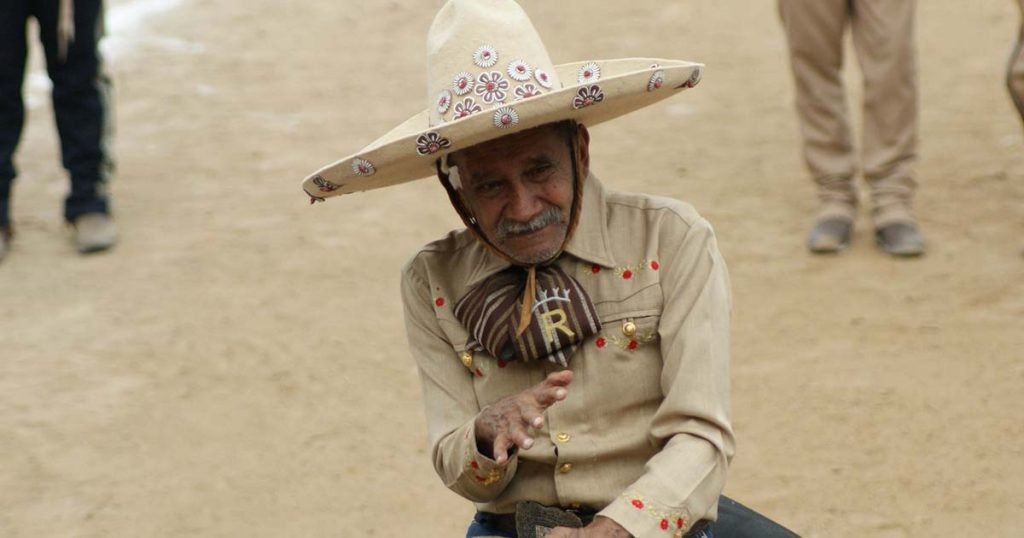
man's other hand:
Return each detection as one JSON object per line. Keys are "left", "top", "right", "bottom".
{"left": 474, "top": 369, "right": 573, "bottom": 464}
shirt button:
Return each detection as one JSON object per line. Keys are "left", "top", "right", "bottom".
{"left": 622, "top": 321, "right": 637, "bottom": 338}
{"left": 556, "top": 432, "right": 571, "bottom": 443}
{"left": 569, "top": 503, "right": 581, "bottom": 509}
{"left": 460, "top": 351, "right": 473, "bottom": 369}
{"left": 558, "top": 463, "right": 574, "bottom": 474}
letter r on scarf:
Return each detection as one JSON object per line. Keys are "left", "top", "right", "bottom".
{"left": 539, "top": 308, "right": 575, "bottom": 344}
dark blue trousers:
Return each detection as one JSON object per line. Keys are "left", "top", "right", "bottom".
{"left": 466, "top": 496, "right": 799, "bottom": 537}
{"left": 0, "top": 0, "right": 112, "bottom": 227}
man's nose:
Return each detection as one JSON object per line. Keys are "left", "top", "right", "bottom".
{"left": 505, "top": 183, "right": 544, "bottom": 222}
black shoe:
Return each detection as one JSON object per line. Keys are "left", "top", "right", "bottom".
{"left": 876, "top": 222, "right": 925, "bottom": 257}
{"left": 807, "top": 218, "right": 853, "bottom": 254}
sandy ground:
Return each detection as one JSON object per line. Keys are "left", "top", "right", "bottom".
{"left": 1, "top": 0, "right": 1022, "bottom": 536}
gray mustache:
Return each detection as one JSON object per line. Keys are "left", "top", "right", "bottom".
{"left": 495, "top": 207, "right": 563, "bottom": 241}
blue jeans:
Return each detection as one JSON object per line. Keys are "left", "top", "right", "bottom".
{"left": 466, "top": 495, "right": 797, "bottom": 537}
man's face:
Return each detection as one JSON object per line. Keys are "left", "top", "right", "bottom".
{"left": 450, "top": 123, "right": 590, "bottom": 265}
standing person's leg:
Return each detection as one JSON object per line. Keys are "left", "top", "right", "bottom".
{"left": 851, "top": 0, "right": 924, "bottom": 256}
{"left": 778, "top": 0, "right": 857, "bottom": 253}
{"left": 0, "top": 0, "right": 31, "bottom": 252}
{"left": 1009, "top": 0, "right": 1024, "bottom": 126}
{"left": 35, "top": 0, "right": 115, "bottom": 252}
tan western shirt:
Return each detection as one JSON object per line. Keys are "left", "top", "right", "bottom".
{"left": 400, "top": 174, "right": 735, "bottom": 538}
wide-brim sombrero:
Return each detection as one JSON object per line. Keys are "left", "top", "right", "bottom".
{"left": 301, "top": 0, "right": 704, "bottom": 203}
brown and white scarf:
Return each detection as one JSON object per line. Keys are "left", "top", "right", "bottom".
{"left": 454, "top": 265, "right": 600, "bottom": 367}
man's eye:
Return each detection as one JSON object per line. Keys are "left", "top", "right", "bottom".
{"left": 475, "top": 181, "right": 503, "bottom": 195}
{"left": 526, "top": 164, "right": 552, "bottom": 178}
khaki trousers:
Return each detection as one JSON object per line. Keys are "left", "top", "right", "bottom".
{"left": 779, "top": 0, "right": 919, "bottom": 227}
{"left": 1010, "top": 0, "right": 1024, "bottom": 126}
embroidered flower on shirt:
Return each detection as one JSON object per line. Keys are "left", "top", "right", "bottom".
{"left": 312, "top": 175, "right": 340, "bottom": 192}
{"left": 577, "top": 62, "right": 601, "bottom": 84}
{"left": 648, "top": 70, "right": 665, "bottom": 92}
{"left": 351, "top": 158, "right": 375, "bottom": 177}
{"left": 571, "top": 85, "right": 604, "bottom": 109}
{"left": 514, "top": 83, "right": 542, "bottom": 100}
{"left": 534, "top": 68, "right": 553, "bottom": 89}
{"left": 507, "top": 59, "right": 532, "bottom": 81}
{"left": 453, "top": 97, "right": 483, "bottom": 120}
{"left": 453, "top": 71, "right": 476, "bottom": 95}
{"left": 437, "top": 90, "right": 453, "bottom": 114}
{"left": 493, "top": 106, "right": 519, "bottom": 128}
{"left": 473, "top": 45, "right": 499, "bottom": 68}
{"left": 621, "top": 493, "right": 687, "bottom": 535}
{"left": 416, "top": 132, "right": 451, "bottom": 155}
{"left": 475, "top": 71, "right": 509, "bottom": 104}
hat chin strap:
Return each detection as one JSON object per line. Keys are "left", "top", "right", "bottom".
{"left": 436, "top": 130, "right": 586, "bottom": 337}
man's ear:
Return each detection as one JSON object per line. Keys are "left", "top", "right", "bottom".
{"left": 575, "top": 124, "right": 591, "bottom": 177}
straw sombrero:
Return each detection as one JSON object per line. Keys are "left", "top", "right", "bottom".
{"left": 301, "top": 0, "right": 704, "bottom": 203}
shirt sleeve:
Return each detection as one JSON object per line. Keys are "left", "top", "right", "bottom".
{"left": 400, "top": 260, "right": 518, "bottom": 502}
{"left": 598, "top": 216, "right": 736, "bottom": 538}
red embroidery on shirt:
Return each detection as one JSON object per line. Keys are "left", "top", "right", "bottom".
{"left": 622, "top": 269, "right": 633, "bottom": 280}
{"left": 497, "top": 360, "right": 507, "bottom": 368}
{"left": 474, "top": 368, "right": 483, "bottom": 377}
{"left": 632, "top": 499, "right": 644, "bottom": 509}
{"left": 661, "top": 519, "right": 669, "bottom": 530}
{"left": 591, "top": 264, "right": 601, "bottom": 274}
{"left": 677, "top": 518, "right": 684, "bottom": 528}
{"left": 628, "top": 340, "right": 638, "bottom": 350}
{"left": 471, "top": 461, "right": 479, "bottom": 469}
{"left": 595, "top": 337, "right": 606, "bottom": 348}
{"left": 435, "top": 297, "right": 445, "bottom": 307}
{"left": 651, "top": 260, "right": 659, "bottom": 270}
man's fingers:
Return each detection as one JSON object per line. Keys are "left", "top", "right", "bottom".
{"left": 544, "top": 369, "right": 574, "bottom": 387}
{"left": 507, "top": 417, "right": 535, "bottom": 450}
{"left": 492, "top": 433, "right": 513, "bottom": 465}
{"left": 533, "top": 373, "right": 572, "bottom": 407}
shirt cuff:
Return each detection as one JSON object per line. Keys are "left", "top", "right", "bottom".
{"left": 598, "top": 492, "right": 694, "bottom": 538}
{"left": 448, "top": 419, "right": 519, "bottom": 500}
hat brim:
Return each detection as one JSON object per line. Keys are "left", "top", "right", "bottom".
{"left": 302, "top": 58, "right": 703, "bottom": 201}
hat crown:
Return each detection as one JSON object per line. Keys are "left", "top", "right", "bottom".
{"left": 426, "top": 0, "right": 561, "bottom": 126}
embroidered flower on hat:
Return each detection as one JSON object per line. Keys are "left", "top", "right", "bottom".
{"left": 452, "top": 71, "right": 476, "bottom": 96}
{"left": 577, "top": 62, "right": 601, "bottom": 84}
{"left": 493, "top": 106, "right": 519, "bottom": 128}
{"left": 534, "top": 68, "right": 553, "bottom": 89}
{"left": 648, "top": 70, "right": 665, "bottom": 92}
{"left": 475, "top": 71, "right": 509, "bottom": 104}
{"left": 415, "top": 132, "right": 451, "bottom": 155}
{"left": 514, "top": 83, "right": 542, "bottom": 100}
{"left": 507, "top": 59, "right": 532, "bottom": 81}
{"left": 312, "top": 175, "right": 340, "bottom": 192}
{"left": 473, "top": 45, "right": 499, "bottom": 68}
{"left": 452, "top": 97, "right": 482, "bottom": 120}
{"left": 351, "top": 158, "right": 375, "bottom": 176}
{"left": 571, "top": 85, "right": 604, "bottom": 109}
{"left": 681, "top": 67, "right": 702, "bottom": 88}
{"left": 437, "top": 90, "right": 453, "bottom": 114}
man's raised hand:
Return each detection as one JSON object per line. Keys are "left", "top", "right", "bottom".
{"left": 474, "top": 369, "right": 573, "bottom": 464}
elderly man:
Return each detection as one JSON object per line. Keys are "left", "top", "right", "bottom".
{"left": 302, "top": 1, "right": 798, "bottom": 537}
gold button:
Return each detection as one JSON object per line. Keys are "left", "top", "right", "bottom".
{"left": 556, "top": 432, "right": 571, "bottom": 443}
{"left": 673, "top": 531, "right": 684, "bottom": 538}
{"left": 569, "top": 503, "right": 581, "bottom": 509}
{"left": 460, "top": 351, "right": 473, "bottom": 369}
{"left": 558, "top": 463, "right": 573, "bottom": 473}
{"left": 622, "top": 321, "right": 637, "bottom": 338}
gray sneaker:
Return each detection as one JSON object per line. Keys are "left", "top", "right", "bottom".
{"left": 876, "top": 221, "right": 925, "bottom": 257}
{"left": 807, "top": 218, "right": 853, "bottom": 254}
{"left": 73, "top": 213, "right": 117, "bottom": 254}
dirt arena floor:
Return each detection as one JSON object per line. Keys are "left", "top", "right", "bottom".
{"left": 1, "top": 0, "right": 1022, "bottom": 536}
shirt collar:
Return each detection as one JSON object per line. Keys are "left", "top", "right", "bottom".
{"left": 461, "top": 172, "right": 617, "bottom": 289}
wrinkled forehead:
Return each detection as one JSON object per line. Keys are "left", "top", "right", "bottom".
{"left": 448, "top": 122, "right": 572, "bottom": 180}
